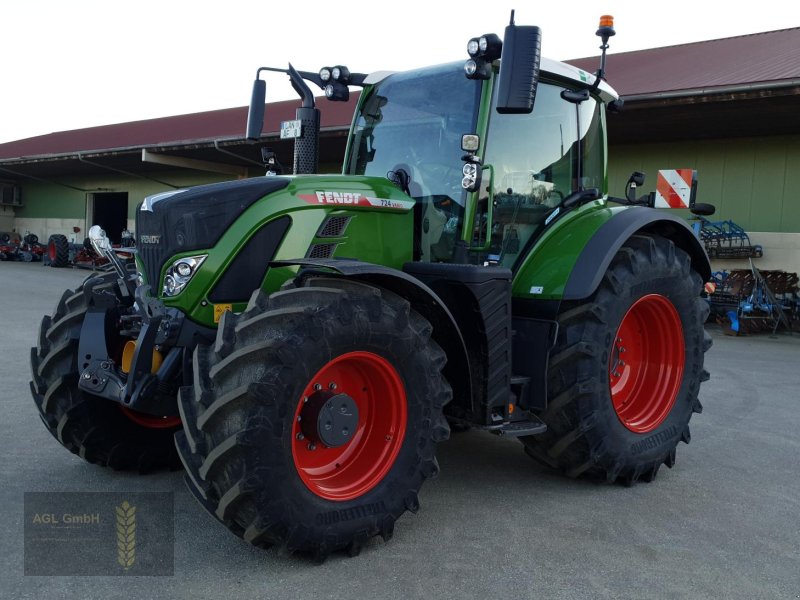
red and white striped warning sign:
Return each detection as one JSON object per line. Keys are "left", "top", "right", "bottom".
{"left": 654, "top": 169, "right": 695, "bottom": 209}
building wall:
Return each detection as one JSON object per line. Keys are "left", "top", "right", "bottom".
{"left": 8, "top": 160, "right": 344, "bottom": 243}
{"left": 609, "top": 134, "right": 800, "bottom": 273}
{"left": 12, "top": 171, "right": 227, "bottom": 243}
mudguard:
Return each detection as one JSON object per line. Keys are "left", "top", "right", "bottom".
{"left": 512, "top": 203, "right": 710, "bottom": 302}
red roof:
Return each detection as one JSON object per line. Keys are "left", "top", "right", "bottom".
{"left": 568, "top": 27, "right": 800, "bottom": 97}
{"left": 0, "top": 96, "right": 358, "bottom": 161}
{"left": 2, "top": 28, "right": 798, "bottom": 162}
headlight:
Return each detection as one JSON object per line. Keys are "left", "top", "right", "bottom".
{"left": 467, "top": 38, "right": 480, "bottom": 57}
{"left": 162, "top": 255, "right": 207, "bottom": 297}
{"left": 319, "top": 67, "right": 332, "bottom": 82}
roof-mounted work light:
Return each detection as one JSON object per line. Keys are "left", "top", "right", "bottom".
{"left": 464, "top": 32, "right": 502, "bottom": 80}
{"left": 324, "top": 82, "right": 349, "bottom": 101}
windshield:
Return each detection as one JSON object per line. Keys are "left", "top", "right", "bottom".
{"left": 346, "top": 63, "right": 481, "bottom": 262}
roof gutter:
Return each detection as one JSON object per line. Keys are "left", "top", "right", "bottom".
{"left": 0, "top": 164, "right": 94, "bottom": 192}
{"left": 77, "top": 153, "right": 181, "bottom": 189}
{"left": 622, "top": 78, "right": 800, "bottom": 103}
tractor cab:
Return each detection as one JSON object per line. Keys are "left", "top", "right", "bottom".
{"left": 344, "top": 57, "right": 613, "bottom": 268}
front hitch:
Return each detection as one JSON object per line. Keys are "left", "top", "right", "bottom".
{"left": 77, "top": 281, "right": 180, "bottom": 417}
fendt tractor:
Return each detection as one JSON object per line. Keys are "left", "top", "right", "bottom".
{"left": 30, "top": 14, "right": 712, "bottom": 559}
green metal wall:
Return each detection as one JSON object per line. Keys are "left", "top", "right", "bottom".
{"left": 608, "top": 134, "right": 800, "bottom": 233}
{"left": 14, "top": 159, "right": 344, "bottom": 221}
{"left": 15, "top": 171, "right": 227, "bottom": 220}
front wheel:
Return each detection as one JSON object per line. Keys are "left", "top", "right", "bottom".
{"left": 30, "top": 273, "right": 182, "bottom": 471}
{"left": 176, "top": 277, "right": 451, "bottom": 559}
{"left": 522, "top": 234, "right": 711, "bottom": 484}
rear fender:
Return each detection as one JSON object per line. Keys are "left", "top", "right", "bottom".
{"left": 563, "top": 207, "right": 711, "bottom": 300}
{"left": 512, "top": 204, "right": 710, "bottom": 303}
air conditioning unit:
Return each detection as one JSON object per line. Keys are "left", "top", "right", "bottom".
{"left": 0, "top": 182, "right": 22, "bottom": 207}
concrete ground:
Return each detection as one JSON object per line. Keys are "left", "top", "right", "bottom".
{"left": 1, "top": 261, "right": 798, "bottom": 600}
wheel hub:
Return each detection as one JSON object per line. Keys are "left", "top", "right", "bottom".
{"left": 291, "top": 351, "right": 407, "bottom": 501}
{"left": 300, "top": 390, "right": 360, "bottom": 448}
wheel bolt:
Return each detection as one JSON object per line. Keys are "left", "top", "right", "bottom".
{"left": 329, "top": 382, "right": 337, "bottom": 390}
{"left": 314, "top": 383, "right": 322, "bottom": 391}
{"left": 296, "top": 432, "right": 304, "bottom": 440}
{"left": 307, "top": 443, "right": 316, "bottom": 451}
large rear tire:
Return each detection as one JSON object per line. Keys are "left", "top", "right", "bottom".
{"left": 176, "top": 277, "right": 451, "bottom": 559}
{"left": 29, "top": 273, "right": 181, "bottom": 471}
{"left": 522, "top": 234, "right": 711, "bottom": 484}
{"left": 47, "top": 234, "right": 70, "bottom": 268}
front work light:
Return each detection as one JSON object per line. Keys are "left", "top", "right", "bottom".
{"left": 331, "top": 65, "right": 350, "bottom": 83}
{"left": 478, "top": 33, "right": 502, "bottom": 60}
{"left": 324, "top": 82, "right": 350, "bottom": 101}
{"left": 464, "top": 58, "right": 492, "bottom": 80}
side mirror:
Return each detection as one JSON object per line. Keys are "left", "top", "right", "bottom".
{"left": 495, "top": 25, "right": 542, "bottom": 114}
{"left": 245, "top": 78, "right": 267, "bottom": 141}
{"left": 625, "top": 171, "right": 646, "bottom": 202}
{"left": 690, "top": 203, "right": 716, "bottom": 216}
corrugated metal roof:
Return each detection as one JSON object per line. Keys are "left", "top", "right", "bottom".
{"left": 568, "top": 27, "right": 800, "bottom": 97}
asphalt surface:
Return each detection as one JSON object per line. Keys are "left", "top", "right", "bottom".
{"left": 1, "top": 261, "right": 798, "bottom": 599}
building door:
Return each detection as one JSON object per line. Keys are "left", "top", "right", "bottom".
{"left": 89, "top": 192, "right": 128, "bottom": 243}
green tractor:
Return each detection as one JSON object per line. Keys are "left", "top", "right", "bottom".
{"left": 30, "top": 14, "right": 711, "bottom": 559}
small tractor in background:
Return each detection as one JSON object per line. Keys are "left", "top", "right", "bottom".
{"left": 30, "top": 14, "right": 712, "bottom": 559}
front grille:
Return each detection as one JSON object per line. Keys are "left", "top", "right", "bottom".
{"left": 137, "top": 242, "right": 168, "bottom": 288}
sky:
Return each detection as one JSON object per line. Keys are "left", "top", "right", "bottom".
{"left": 1, "top": 0, "right": 799, "bottom": 145}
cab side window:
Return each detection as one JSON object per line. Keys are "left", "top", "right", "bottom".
{"left": 482, "top": 82, "right": 604, "bottom": 267}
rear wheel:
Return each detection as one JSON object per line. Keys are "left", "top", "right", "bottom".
{"left": 522, "top": 235, "right": 711, "bottom": 484}
{"left": 47, "top": 234, "right": 70, "bottom": 268}
{"left": 30, "top": 273, "right": 181, "bottom": 471}
{"left": 176, "top": 277, "right": 451, "bottom": 559}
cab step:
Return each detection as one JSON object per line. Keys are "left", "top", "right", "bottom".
{"left": 493, "top": 417, "right": 547, "bottom": 437}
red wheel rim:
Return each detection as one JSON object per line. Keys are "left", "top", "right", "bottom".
{"left": 292, "top": 351, "right": 407, "bottom": 501}
{"left": 119, "top": 406, "right": 182, "bottom": 429}
{"left": 47, "top": 241, "right": 56, "bottom": 262}
{"left": 609, "top": 294, "right": 684, "bottom": 433}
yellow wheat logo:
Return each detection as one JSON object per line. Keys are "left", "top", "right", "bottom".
{"left": 115, "top": 501, "right": 136, "bottom": 570}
